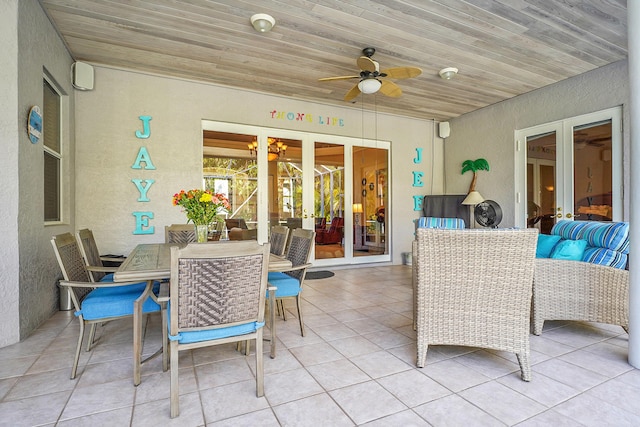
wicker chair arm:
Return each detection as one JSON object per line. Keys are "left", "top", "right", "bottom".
{"left": 59, "top": 279, "right": 148, "bottom": 288}
{"left": 532, "top": 258, "right": 629, "bottom": 334}
{"left": 283, "top": 263, "right": 312, "bottom": 273}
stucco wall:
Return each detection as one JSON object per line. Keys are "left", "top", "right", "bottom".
{"left": 0, "top": 0, "right": 21, "bottom": 347}
{"left": 74, "top": 66, "right": 443, "bottom": 266}
{"left": 16, "top": 0, "right": 75, "bottom": 339}
{"left": 444, "top": 60, "right": 630, "bottom": 227}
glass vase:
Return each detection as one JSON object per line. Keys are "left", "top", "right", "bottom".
{"left": 195, "top": 224, "right": 208, "bottom": 243}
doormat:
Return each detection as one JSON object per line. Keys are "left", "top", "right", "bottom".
{"left": 306, "top": 271, "right": 335, "bottom": 280}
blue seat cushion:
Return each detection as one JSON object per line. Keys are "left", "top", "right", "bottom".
{"left": 169, "top": 320, "right": 265, "bottom": 344}
{"left": 267, "top": 272, "right": 301, "bottom": 297}
{"left": 79, "top": 283, "right": 161, "bottom": 321}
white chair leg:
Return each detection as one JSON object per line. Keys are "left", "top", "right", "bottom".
{"left": 170, "top": 341, "right": 180, "bottom": 418}
{"left": 71, "top": 320, "right": 85, "bottom": 379}
{"left": 296, "top": 295, "right": 305, "bottom": 337}
{"left": 86, "top": 323, "right": 97, "bottom": 351}
{"left": 255, "top": 331, "right": 264, "bottom": 396}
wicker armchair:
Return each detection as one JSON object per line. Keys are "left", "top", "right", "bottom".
{"left": 414, "top": 228, "right": 538, "bottom": 381}
{"left": 532, "top": 258, "right": 629, "bottom": 335}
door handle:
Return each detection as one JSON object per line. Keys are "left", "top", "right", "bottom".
{"left": 566, "top": 213, "right": 573, "bottom": 218}
{"left": 556, "top": 213, "right": 563, "bottom": 218}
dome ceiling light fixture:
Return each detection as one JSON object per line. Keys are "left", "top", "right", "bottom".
{"left": 357, "top": 78, "right": 382, "bottom": 94}
{"left": 250, "top": 13, "right": 275, "bottom": 32}
{"left": 439, "top": 67, "right": 458, "bottom": 80}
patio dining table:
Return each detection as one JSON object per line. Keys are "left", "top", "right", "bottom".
{"left": 113, "top": 242, "right": 292, "bottom": 386}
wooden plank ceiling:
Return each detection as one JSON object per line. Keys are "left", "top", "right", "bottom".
{"left": 40, "top": 0, "right": 627, "bottom": 121}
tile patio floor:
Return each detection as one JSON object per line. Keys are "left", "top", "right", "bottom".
{"left": 0, "top": 265, "right": 638, "bottom": 426}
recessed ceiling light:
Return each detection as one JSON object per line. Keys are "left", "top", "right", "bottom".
{"left": 439, "top": 67, "right": 458, "bottom": 80}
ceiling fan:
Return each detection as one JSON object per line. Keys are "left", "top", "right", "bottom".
{"left": 319, "top": 47, "right": 422, "bottom": 101}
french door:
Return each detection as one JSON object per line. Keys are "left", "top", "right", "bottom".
{"left": 516, "top": 107, "right": 622, "bottom": 229}
{"left": 202, "top": 121, "right": 390, "bottom": 266}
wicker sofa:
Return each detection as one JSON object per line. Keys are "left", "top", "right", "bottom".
{"left": 532, "top": 220, "right": 630, "bottom": 335}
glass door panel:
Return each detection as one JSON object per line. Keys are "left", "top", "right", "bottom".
{"left": 572, "top": 121, "right": 613, "bottom": 221}
{"left": 269, "top": 137, "right": 303, "bottom": 234}
{"left": 314, "top": 142, "right": 344, "bottom": 260}
{"left": 526, "top": 130, "right": 557, "bottom": 234}
{"left": 203, "top": 130, "right": 257, "bottom": 240}
{"left": 353, "top": 147, "right": 388, "bottom": 257}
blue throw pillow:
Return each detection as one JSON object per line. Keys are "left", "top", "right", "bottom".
{"left": 550, "top": 239, "right": 587, "bottom": 261}
{"left": 536, "top": 234, "right": 562, "bottom": 258}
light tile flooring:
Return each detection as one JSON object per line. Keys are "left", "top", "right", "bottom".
{"left": 1, "top": 265, "right": 638, "bottom": 426}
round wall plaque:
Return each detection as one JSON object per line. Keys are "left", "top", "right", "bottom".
{"left": 28, "top": 106, "right": 42, "bottom": 144}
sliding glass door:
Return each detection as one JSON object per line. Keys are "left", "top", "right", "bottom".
{"left": 202, "top": 121, "right": 390, "bottom": 266}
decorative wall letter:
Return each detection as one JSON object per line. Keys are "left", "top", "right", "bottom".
{"left": 131, "top": 179, "right": 155, "bottom": 202}
{"left": 131, "top": 147, "right": 156, "bottom": 170}
{"left": 132, "top": 212, "right": 154, "bottom": 234}
{"left": 413, "top": 195, "right": 424, "bottom": 211}
{"left": 412, "top": 171, "right": 424, "bottom": 187}
{"left": 135, "top": 115, "right": 152, "bottom": 139}
{"left": 413, "top": 148, "right": 423, "bottom": 164}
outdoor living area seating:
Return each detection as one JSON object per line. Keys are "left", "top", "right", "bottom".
{"left": 532, "top": 220, "right": 630, "bottom": 335}
{"left": 414, "top": 227, "right": 538, "bottom": 381}
{"left": 315, "top": 216, "right": 343, "bottom": 245}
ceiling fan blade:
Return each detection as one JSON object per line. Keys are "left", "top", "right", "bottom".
{"left": 344, "top": 84, "right": 361, "bottom": 101}
{"left": 318, "top": 75, "right": 360, "bottom": 81}
{"left": 379, "top": 80, "right": 402, "bottom": 97}
{"left": 381, "top": 66, "right": 422, "bottom": 79}
{"left": 357, "top": 56, "right": 377, "bottom": 72}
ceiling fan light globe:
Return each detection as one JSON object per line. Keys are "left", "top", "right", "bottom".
{"left": 250, "top": 14, "right": 275, "bottom": 32}
{"left": 358, "top": 79, "right": 382, "bottom": 94}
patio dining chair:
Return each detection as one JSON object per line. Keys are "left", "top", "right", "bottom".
{"left": 165, "top": 224, "right": 197, "bottom": 244}
{"left": 267, "top": 228, "right": 315, "bottom": 338}
{"left": 51, "top": 232, "right": 164, "bottom": 381}
{"left": 76, "top": 228, "right": 124, "bottom": 282}
{"left": 269, "top": 225, "right": 290, "bottom": 256}
{"left": 167, "top": 241, "right": 270, "bottom": 418}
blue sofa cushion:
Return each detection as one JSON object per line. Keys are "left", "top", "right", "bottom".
{"left": 551, "top": 220, "right": 629, "bottom": 254}
{"left": 550, "top": 239, "right": 587, "bottom": 261}
{"left": 582, "top": 247, "right": 628, "bottom": 269}
{"left": 79, "top": 284, "right": 161, "bottom": 321}
{"left": 536, "top": 234, "right": 562, "bottom": 258}
{"left": 415, "top": 217, "right": 466, "bottom": 230}
{"left": 267, "top": 272, "right": 301, "bottom": 297}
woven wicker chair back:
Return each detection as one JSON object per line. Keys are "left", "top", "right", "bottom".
{"left": 51, "top": 233, "right": 93, "bottom": 301}
{"left": 269, "top": 225, "right": 289, "bottom": 256}
{"left": 165, "top": 224, "right": 197, "bottom": 244}
{"left": 171, "top": 241, "right": 269, "bottom": 331}
{"left": 76, "top": 229, "right": 106, "bottom": 282}
{"left": 285, "top": 228, "right": 315, "bottom": 282}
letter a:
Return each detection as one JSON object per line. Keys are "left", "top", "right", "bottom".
{"left": 131, "top": 147, "right": 156, "bottom": 170}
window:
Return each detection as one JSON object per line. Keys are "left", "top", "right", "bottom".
{"left": 43, "top": 78, "right": 61, "bottom": 222}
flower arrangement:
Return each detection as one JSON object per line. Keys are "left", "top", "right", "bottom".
{"left": 172, "top": 189, "right": 230, "bottom": 226}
